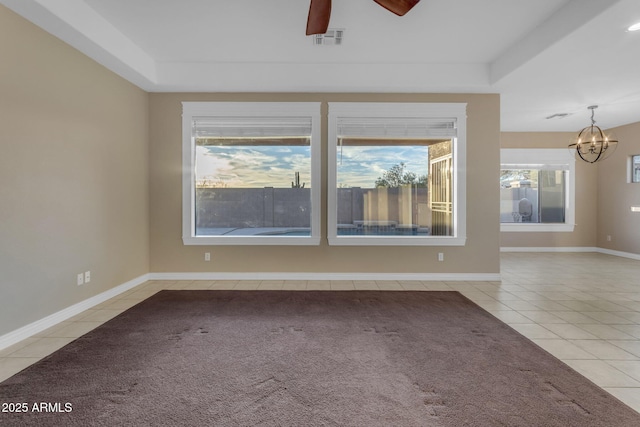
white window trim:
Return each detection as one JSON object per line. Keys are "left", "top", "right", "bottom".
{"left": 500, "top": 148, "right": 575, "bottom": 233}
{"left": 327, "top": 102, "right": 467, "bottom": 246}
{"left": 629, "top": 154, "right": 640, "bottom": 184}
{"left": 182, "top": 102, "right": 321, "bottom": 245}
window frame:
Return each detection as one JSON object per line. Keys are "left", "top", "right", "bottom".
{"left": 630, "top": 155, "right": 640, "bottom": 183}
{"left": 500, "top": 148, "right": 575, "bottom": 233}
{"left": 327, "top": 102, "right": 467, "bottom": 246}
{"left": 181, "top": 102, "right": 322, "bottom": 245}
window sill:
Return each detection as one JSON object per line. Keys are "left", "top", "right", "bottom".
{"left": 500, "top": 223, "right": 575, "bottom": 233}
{"left": 183, "top": 236, "right": 321, "bottom": 246}
{"left": 327, "top": 236, "right": 466, "bottom": 246}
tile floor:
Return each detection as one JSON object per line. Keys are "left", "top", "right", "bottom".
{"left": 1, "top": 252, "right": 639, "bottom": 412}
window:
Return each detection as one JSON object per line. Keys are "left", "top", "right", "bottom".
{"left": 327, "top": 103, "right": 467, "bottom": 246}
{"left": 500, "top": 149, "right": 575, "bottom": 232}
{"left": 631, "top": 155, "right": 640, "bottom": 183}
{"left": 182, "top": 102, "right": 321, "bottom": 245}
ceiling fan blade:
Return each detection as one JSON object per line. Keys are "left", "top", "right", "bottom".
{"left": 373, "top": 0, "right": 420, "bottom": 16}
{"left": 306, "top": 0, "right": 332, "bottom": 35}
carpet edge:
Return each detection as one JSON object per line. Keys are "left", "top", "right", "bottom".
{"left": 0, "top": 274, "right": 150, "bottom": 351}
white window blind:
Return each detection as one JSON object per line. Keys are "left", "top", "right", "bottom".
{"left": 501, "top": 163, "right": 570, "bottom": 171}
{"left": 501, "top": 149, "right": 572, "bottom": 170}
{"left": 193, "top": 116, "right": 313, "bottom": 140}
{"left": 336, "top": 117, "right": 457, "bottom": 139}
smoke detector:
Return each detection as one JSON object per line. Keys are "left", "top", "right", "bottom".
{"left": 313, "top": 29, "right": 344, "bottom": 45}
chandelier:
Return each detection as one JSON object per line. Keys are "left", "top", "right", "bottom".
{"left": 568, "top": 105, "right": 618, "bottom": 163}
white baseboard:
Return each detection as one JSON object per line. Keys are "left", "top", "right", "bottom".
{"left": 0, "top": 274, "right": 149, "bottom": 352}
{"left": 500, "top": 247, "right": 598, "bottom": 253}
{"left": 596, "top": 248, "right": 640, "bottom": 261}
{"left": 148, "top": 272, "right": 501, "bottom": 282}
{"left": 500, "top": 246, "right": 640, "bottom": 261}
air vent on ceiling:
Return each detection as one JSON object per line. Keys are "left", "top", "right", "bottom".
{"left": 313, "top": 29, "right": 344, "bottom": 45}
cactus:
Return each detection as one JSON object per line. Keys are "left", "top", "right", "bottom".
{"left": 291, "top": 171, "right": 305, "bottom": 188}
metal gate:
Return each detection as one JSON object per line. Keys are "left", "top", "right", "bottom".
{"left": 429, "top": 154, "right": 452, "bottom": 236}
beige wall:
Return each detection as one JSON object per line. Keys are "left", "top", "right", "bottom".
{"left": 0, "top": 6, "right": 149, "bottom": 335}
{"left": 500, "top": 132, "right": 598, "bottom": 248}
{"left": 149, "top": 93, "right": 501, "bottom": 275}
{"left": 597, "top": 122, "right": 640, "bottom": 254}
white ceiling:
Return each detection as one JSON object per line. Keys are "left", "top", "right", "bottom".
{"left": 3, "top": 0, "right": 640, "bottom": 131}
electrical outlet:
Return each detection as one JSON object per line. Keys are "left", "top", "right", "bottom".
{"left": 84, "top": 271, "right": 91, "bottom": 283}
{"left": 77, "top": 273, "right": 84, "bottom": 286}
{"left": 204, "top": 252, "right": 211, "bottom": 262}
{"left": 438, "top": 253, "right": 444, "bottom": 262}
{"left": 607, "top": 235, "right": 612, "bottom": 242}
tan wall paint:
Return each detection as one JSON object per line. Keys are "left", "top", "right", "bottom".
{"left": 597, "top": 122, "right": 640, "bottom": 254}
{"left": 149, "top": 93, "right": 501, "bottom": 274}
{"left": 0, "top": 6, "right": 149, "bottom": 335}
{"left": 500, "top": 132, "right": 598, "bottom": 248}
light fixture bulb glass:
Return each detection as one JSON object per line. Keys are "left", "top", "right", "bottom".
{"left": 628, "top": 22, "right": 640, "bottom": 31}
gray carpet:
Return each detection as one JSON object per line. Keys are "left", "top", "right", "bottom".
{"left": 1, "top": 290, "right": 639, "bottom": 426}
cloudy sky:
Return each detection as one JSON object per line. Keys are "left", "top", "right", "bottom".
{"left": 196, "top": 145, "right": 429, "bottom": 188}
{"left": 196, "top": 145, "right": 310, "bottom": 188}
{"left": 337, "top": 146, "right": 429, "bottom": 188}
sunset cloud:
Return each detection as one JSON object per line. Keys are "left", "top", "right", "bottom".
{"left": 337, "top": 146, "right": 429, "bottom": 187}
{"left": 197, "top": 146, "right": 311, "bottom": 188}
